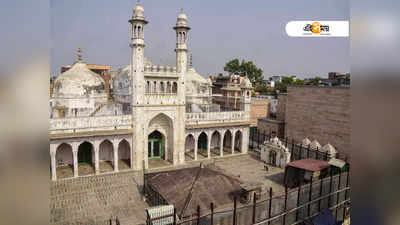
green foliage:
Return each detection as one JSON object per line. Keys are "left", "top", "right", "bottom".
{"left": 224, "top": 58, "right": 264, "bottom": 87}
{"left": 274, "top": 77, "right": 304, "bottom": 93}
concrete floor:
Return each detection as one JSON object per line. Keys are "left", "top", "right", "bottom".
{"left": 214, "top": 153, "right": 286, "bottom": 196}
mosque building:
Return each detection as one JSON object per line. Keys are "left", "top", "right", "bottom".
{"left": 49, "top": 2, "right": 253, "bottom": 181}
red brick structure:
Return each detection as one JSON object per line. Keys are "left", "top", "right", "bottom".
{"left": 250, "top": 98, "right": 270, "bottom": 126}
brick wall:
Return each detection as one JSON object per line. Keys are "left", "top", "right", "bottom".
{"left": 250, "top": 98, "right": 269, "bottom": 126}
{"left": 285, "top": 86, "right": 350, "bottom": 155}
{"left": 276, "top": 94, "right": 287, "bottom": 121}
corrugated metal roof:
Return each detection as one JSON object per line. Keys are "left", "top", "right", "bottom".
{"left": 286, "top": 159, "right": 330, "bottom": 172}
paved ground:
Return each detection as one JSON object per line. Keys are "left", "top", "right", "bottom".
{"left": 51, "top": 171, "right": 147, "bottom": 225}
{"left": 51, "top": 153, "right": 285, "bottom": 225}
{"left": 214, "top": 152, "right": 286, "bottom": 196}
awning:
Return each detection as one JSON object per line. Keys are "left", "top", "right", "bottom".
{"left": 286, "top": 159, "right": 330, "bottom": 172}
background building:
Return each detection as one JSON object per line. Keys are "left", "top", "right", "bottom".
{"left": 258, "top": 86, "right": 350, "bottom": 156}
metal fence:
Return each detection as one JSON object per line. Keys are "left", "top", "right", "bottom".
{"left": 146, "top": 171, "right": 350, "bottom": 225}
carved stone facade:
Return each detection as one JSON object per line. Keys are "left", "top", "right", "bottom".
{"left": 49, "top": 3, "right": 252, "bottom": 181}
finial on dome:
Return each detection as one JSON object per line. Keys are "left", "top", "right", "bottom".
{"left": 77, "top": 47, "right": 82, "bottom": 62}
{"left": 180, "top": 8, "right": 184, "bottom": 13}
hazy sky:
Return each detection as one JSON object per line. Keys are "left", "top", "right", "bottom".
{"left": 51, "top": 0, "right": 349, "bottom": 79}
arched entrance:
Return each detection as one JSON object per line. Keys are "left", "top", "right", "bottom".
{"left": 78, "top": 141, "right": 94, "bottom": 176}
{"left": 210, "top": 131, "right": 221, "bottom": 158}
{"left": 147, "top": 113, "right": 174, "bottom": 168}
{"left": 185, "top": 134, "right": 196, "bottom": 161}
{"left": 148, "top": 130, "right": 164, "bottom": 159}
{"left": 197, "top": 132, "right": 208, "bottom": 159}
{"left": 234, "top": 130, "right": 243, "bottom": 153}
{"left": 99, "top": 140, "right": 114, "bottom": 173}
{"left": 223, "top": 130, "right": 233, "bottom": 155}
{"left": 56, "top": 143, "right": 73, "bottom": 179}
{"left": 118, "top": 139, "right": 131, "bottom": 170}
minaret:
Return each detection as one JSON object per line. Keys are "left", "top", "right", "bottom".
{"left": 173, "top": 9, "right": 190, "bottom": 104}
{"left": 129, "top": 1, "right": 148, "bottom": 105}
{"left": 129, "top": 1, "right": 148, "bottom": 170}
{"left": 174, "top": 9, "right": 190, "bottom": 74}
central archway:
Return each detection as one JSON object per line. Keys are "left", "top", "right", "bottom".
{"left": 148, "top": 113, "right": 174, "bottom": 168}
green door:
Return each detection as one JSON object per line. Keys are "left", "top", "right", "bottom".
{"left": 148, "top": 139, "right": 163, "bottom": 158}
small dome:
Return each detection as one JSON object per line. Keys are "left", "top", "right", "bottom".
{"left": 241, "top": 77, "right": 253, "bottom": 89}
{"left": 178, "top": 12, "right": 187, "bottom": 20}
{"left": 176, "top": 10, "right": 189, "bottom": 27}
{"left": 133, "top": 3, "right": 145, "bottom": 18}
{"left": 322, "top": 143, "right": 337, "bottom": 157}
{"left": 53, "top": 61, "right": 105, "bottom": 98}
{"left": 302, "top": 138, "right": 311, "bottom": 146}
{"left": 310, "top": 140, "right": 322, "bottom": 150}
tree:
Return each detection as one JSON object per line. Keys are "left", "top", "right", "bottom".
{"left": 223, "top": 58, "right": 264, "bottom": 87}
{"left": 274, "top": 77, "right": 305, "bottom": 93}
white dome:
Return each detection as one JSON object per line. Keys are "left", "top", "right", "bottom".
{"left": 178, "top": 12, "right": 187, "bottom": 20}
{"left": 176, "top": 11, "right": 189, "bottom": 27}
{"left": 322, "top": 143, "right": 337, "bottom": 157}
{"left": 133, "top": 3, "right": 144, "bottom": 18}
{"left": 53, "top": 62, "right": 106, "bottom": 98}
{"left": 310, "top": 140, "right": 322, "bottom": 150}
{"left": 302, "top": 138, "right": 311, "bottom": 146}
{"left": 185, "top": 67, "right": 210, "bottom": 96}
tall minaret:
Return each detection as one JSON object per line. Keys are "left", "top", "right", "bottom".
{"left": 129, "top": 1, "right": 148, "bottom": 171}
{"left": 173, "top": 9, "right": 190, "bottom": 104}
{"left": 129, "top": 1, "right": 148, "bottom": 105}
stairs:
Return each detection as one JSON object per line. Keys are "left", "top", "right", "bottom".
{"left": 50, "top": 171, "right": 148, "bottom": 225}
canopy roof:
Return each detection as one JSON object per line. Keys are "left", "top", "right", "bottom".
{"left": 286, "top": 159, "right": 330, "bottom": 172}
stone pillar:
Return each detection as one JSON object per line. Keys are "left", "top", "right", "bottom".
{"left": 50, "top": 151, "right": 57, "bottom": 181}
{"left": 73, "top": 148, "right": 78, "bottom": 178}
{"left": 194, "top": 135, "right": 198, "bottom": 161}
{"left": 231, "top": 131, "right": 235, "bottom": 154}
{"left": 113, "top": 142, "right": 119, "bottom": 172}
{"left": 219, "top": 133, "right": 224, "bottom": 157}
{"left": 94, "top": 145, "right": 100, "bottom": 175}
{"left": 207, "top": 132, "right": 211, "bottom": 159}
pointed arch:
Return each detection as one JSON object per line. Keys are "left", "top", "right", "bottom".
{"left": 118, "top": 139, "right": 131, "bottom": 170}
{"left": 210, "top": 131, "right": 221, "bottom": 157}
{"left": 223, "top": 130, "right": 233, "bottom": 155}
{"left": 197, "top": 132, "right": 208, "bottom": 158}
{"left": 234, "top": 130, "right": 243, "bottom": 153}
{"left": 185, "top": 134, "right": 196, "bottom": 161}
{"left": 78, "top": 141, "right": 95, "bottom": 176}
{"left": 99, "top": 139, "right": 114, "bottom": 172}
{"left": 55, "top": 143, "right": 73, "bottom": 179}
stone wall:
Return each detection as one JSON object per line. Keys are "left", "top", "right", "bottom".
{"left": 250, "top": 98, "right": 269, "bottom": 126}
{"left": 285, "top": 86, "right": 350, "bottom": 155}
{"left": 257, "top": 118, "right": 285, "bottom": 138}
